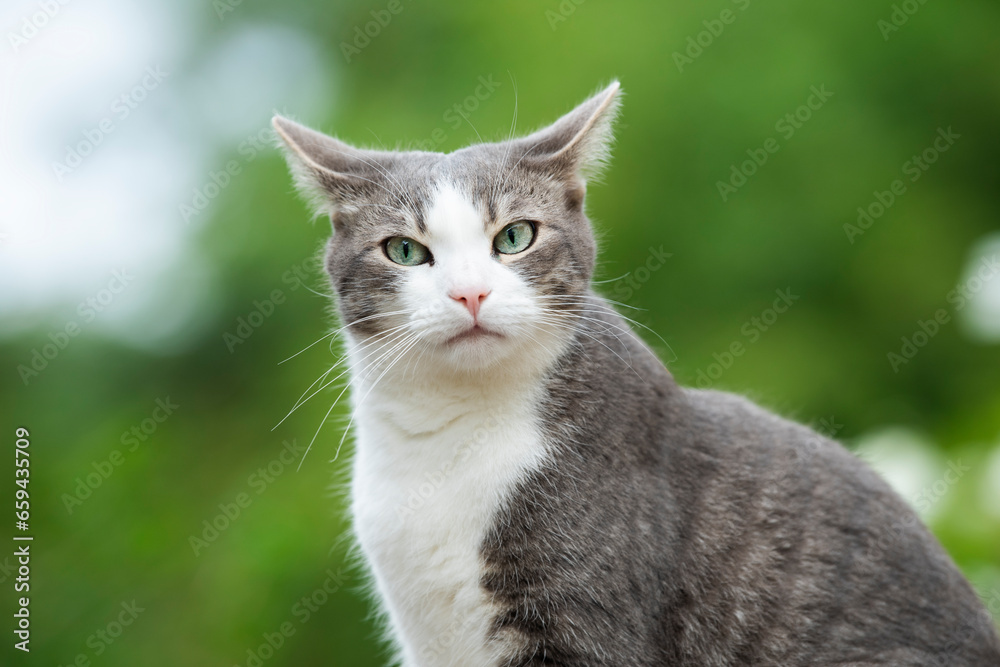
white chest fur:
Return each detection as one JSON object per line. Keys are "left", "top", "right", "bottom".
{"left": 351, "top": 383, "right": 548, "bottom": 667}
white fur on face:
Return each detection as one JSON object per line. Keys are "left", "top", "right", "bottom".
{"left": 395, "top": 183, "right": 558, "bottom": 373}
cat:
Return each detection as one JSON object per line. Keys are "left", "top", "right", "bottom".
{"left": 273, "top": 82, "right": 1000, "bottom": 666}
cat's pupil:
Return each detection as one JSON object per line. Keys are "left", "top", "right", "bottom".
{"left": 402, "top": 241, "right": 410, "bottom": 258}
{"left": 507, "top": 228, "right": 516, "bottom": 244}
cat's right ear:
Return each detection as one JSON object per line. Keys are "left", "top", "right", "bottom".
{"left": 513, "top": 81, "right": 622, "bottom": 183}
{"left": 272, "top": 115, "right": 378, "bottom": 220}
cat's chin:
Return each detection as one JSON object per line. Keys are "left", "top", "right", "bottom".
{"left": 407, "top": 323, "right": 533, "bottom": 377}
{"left": 426, "top": 321, "right": 569, "bottom": 379}
{"left": 444, "top": 324, "right": 503, "bottom": 346}
{"left": 436, "top": 326, "right": 511, "bottom": 371}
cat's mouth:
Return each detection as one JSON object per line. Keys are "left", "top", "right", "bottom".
{"left": 446, "top": 324, "right": 502, "bottom": 345}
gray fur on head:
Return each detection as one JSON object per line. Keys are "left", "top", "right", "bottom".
{"left": 273, "top": 83, "right": 621, "bottom": 350}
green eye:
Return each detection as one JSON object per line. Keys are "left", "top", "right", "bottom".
{"left": 494, "top": 221, "right": 536, "bottom": 255}
{"left": 384, "top": 237, "right": 430, "bottom": 266}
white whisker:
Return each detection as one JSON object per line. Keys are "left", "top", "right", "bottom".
{"left": 329, "top": 333, "right": 423, "bottom": 465}
{"left": 274, "top": 324, "right": 412, "bottom": 432}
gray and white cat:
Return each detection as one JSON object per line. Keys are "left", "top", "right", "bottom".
{"left": 274, "top": 82, "right": 1000, "bottom": 666}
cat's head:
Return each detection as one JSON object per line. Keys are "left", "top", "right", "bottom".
{"left": 274, "top": 82, "right": 620, "bottom": 378}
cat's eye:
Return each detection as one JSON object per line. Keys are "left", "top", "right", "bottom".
{"left": 384, "top": 237, "right": 430, "bottom": 266}
{"left": 493, "top": 221, "right": 536, "bottom": 255}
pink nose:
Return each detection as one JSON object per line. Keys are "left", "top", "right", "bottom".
{"left": 449, "top": 287, "right": 491, "bottom": 320}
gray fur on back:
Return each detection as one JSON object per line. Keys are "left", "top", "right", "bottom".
{"left": 484, "top": 298, "right": 1000, "bottom": 665}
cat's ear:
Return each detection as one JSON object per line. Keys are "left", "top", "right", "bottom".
{"left": 272, "top": 115, "right": 381, "bottom": 219}
{"left": 516, "top": 81, "right": 622, "bottom": 182}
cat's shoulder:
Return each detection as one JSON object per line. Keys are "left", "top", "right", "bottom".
{"left": 677, "top": 387, "right": 871, "bottom": 475}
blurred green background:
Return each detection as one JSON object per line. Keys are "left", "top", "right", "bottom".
{"left": 2, "top": 0, "right": 999, "bottom": 664}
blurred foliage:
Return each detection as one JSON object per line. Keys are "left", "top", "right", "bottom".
{"left": 2, "top": 0, "right": 999, "bottom": 664}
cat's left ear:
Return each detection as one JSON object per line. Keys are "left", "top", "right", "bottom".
{"left": 515, "top": 80, "right": 622, "bottom": 182}
{"left": 272, "top": 115, "right": 388, "bottom": 221}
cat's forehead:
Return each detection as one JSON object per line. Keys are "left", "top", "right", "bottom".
{"left": 423, "top": 183, "right": 484, "bottom": 240}
{"left": 364, "top": 144, "right": 554, "bottom": 230}
{"left": 388, "top": 143, "right": 522, "bottom": 196}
